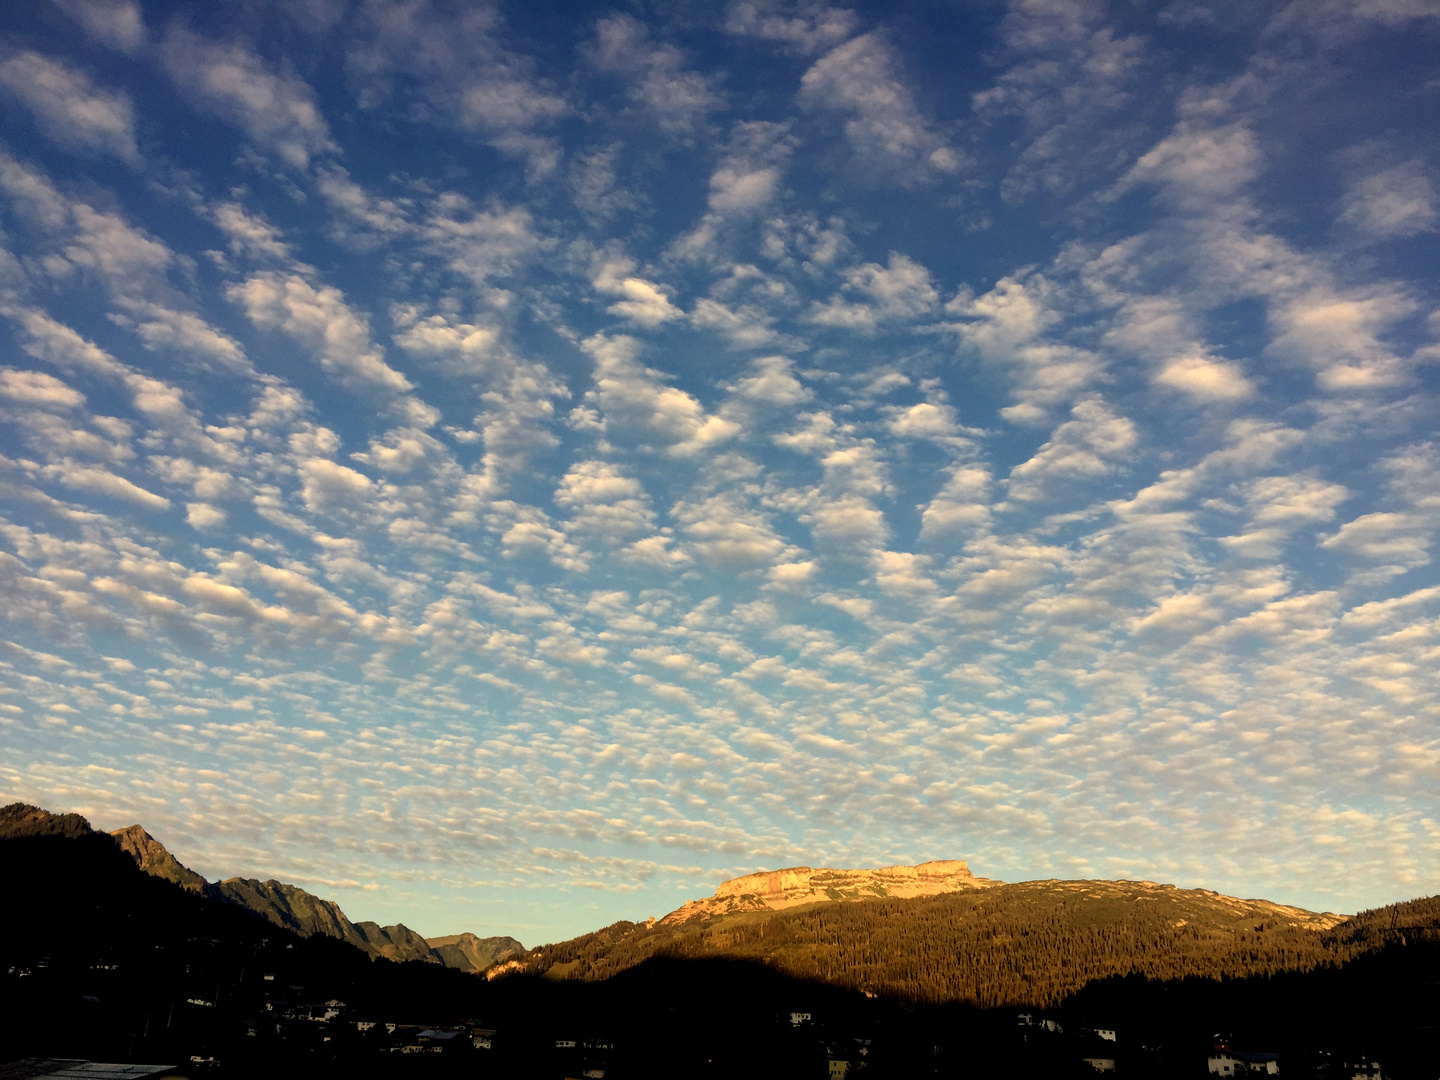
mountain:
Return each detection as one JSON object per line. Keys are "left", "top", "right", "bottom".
{"left": 0, "top": 803, "right": 521, "bottom": 973}
{"left": 661, "top": 859, "right": 995, "bottom": 923}
{"left": 110, "top": 823, "right": 208, "bottom": 890}
{"left": 206, "top": 876, "right": 441, "bottom": 964}
{"left": 4, "top": 802, "right": 1438, "bottom": 1076}
{"left": 210, "top": 877, "right": 523, "bottom": 970}
{"left": 427, "top": 931, "right": 525, "bottom": 973}
{"left": 0, "top": 801, "right": 97, "bottom": 840}
{"left": 509, "top": 869, "right": 1348, "bottom": 1007}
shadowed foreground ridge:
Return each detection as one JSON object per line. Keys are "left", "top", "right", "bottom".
{"left": 0, "top": 804, "right": 522, "bottom": 973}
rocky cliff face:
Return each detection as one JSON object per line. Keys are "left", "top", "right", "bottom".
{"left": 426, "top": 931, "right": 525, "bottom": 973}
{"left": 662, "top": 859, "right": 998, "bottom": 924}
{"left": 110, "top": 824, "right": 208, "bottom": 890}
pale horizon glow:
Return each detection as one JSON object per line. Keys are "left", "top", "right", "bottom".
{"left": 0, "top": 0, "right": 1438, "bottom": 944}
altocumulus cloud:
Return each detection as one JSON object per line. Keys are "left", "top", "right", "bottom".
{"left": 0, "top": 0, "right": 1437, "bottom": 940}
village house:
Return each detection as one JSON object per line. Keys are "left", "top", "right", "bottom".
{"left": 1344, "top": 1057, "right": 1383, "bottom": 1079}
{"left": 1208, "top": 1050, "right": 1280, "bottom": 1075}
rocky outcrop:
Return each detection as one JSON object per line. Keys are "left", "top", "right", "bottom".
{"left": 110, "top": 824, "right": 208, "bottom": 891}
{"left": 426, "top": 931, "right": 525, "bottom": 973}
{"left": 662, "top": 859, "right": 998, "bottom": 924}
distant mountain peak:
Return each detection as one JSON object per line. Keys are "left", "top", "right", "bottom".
{"left": 110, "top": 824, "right": 208, "bottom": 891}
{"left": 425, "top": 932, "right": 525, "bottom": 974}
{"left": 663, "top": 859, "right": 999, "bottom": 924}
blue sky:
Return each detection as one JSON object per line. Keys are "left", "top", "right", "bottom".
{"left": 0, "top": 0, "right": 1437, "bottom": 943}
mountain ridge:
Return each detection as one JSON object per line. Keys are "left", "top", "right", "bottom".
{"left": 507, "top": 874, "right": 1351, "bottom": 1007}
{"left": 0, "top": 802, "right": 522, "bottom": 973}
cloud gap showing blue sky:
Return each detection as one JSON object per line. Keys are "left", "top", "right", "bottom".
{"left": 0, "top": 0, "right": 1437, "bottom": 940}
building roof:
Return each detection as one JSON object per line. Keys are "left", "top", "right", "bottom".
{"left": 0, "top": 1062, "right": 177, "bottom": 1080}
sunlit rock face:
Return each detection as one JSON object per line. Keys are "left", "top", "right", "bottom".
{"left": 110, "top": 824, "right": 208, "bottom": 891}
{"left": 663, "top": 860, "right": 999, "bottom": 924}
{"left": 426, "top": 931, "right": 525, "bottom": 974}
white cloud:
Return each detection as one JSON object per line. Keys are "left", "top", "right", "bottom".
{"left": 592, "top": 258, "right": 683, "bottom": 326}
{"left": 674, "top": 495, "right": 796, "bottom": 568}
{"left": 351, "top": 428, "right": 448, "bottom": 475}
{"left": 799, "top": 33, "right": 959, "bottom": 183}
{"left": 947, "top": 273, "right": 1101, "bottom": 424}
{"left": 213, "top": 202, "right": 292, "bottom": 261}
{"left": 709, "top": 121, "right": 794, "bottom": 215}
{"left": 0, "top": 367, "right": 85, "bottom": 409}
{"left": 586, "top": 14, "right": 720, "bottom": 134}
{"left": 0, "top": 156, "right": 251, "bottom": 374}
{"left": 1323, "top": 511, "right": 1431, "bottom": 563}
{"left": 555, "top": 461, "right": 655, "bottom": 541}
{"left": 1222, "top": 474, "right": 1350, "bottom": 558}
{"left": 347, "top": 1, "right": 568, "bottom": 177}
{"left": 419, "top": 197, "right": 540, "bottom": 291}
{"left": 230, "top": 273, "right": 433, "bottom": 420}
{"left": 1340, "top": 160, "right": 1437, "bottom": 238}
{"left": 1006, "top": 398, "right": 1137, "bottom": 504}
{"left": 668, "top": 121, "right": 795, "bottom": 265}
{"left": 769, "top": 559, "right": 819, "bottom": 589}
{"left": 887, "top": 402, "right": 964, "bottom": 442}
{"left": 300, "top": 457, "right": 373, "bottom": 513}
{"left": 724, "top": 1, "right": 859, "bottom": 54}
{"left": 40, "top": 460, "right": 170, "bottom": 510}
{"left": 0, "top": 52, "right": 140, "bottom": 162}
{"left": 972, "top": 0, "right": 1144, "bottom": 203}
{"left": 919, "top": 466, "right": 992, "bottom": 541}
{"left": 1267, "top": 289, "right": 1416, "bottom": 391}
{"left": 163, "top": 29, "right": 336, "bottom": 169}
{"left": 1121, "top": 118, "right": 1260, "bottom": 211}
{"left": 1154, "top": 353, "right": 1255, "bottom": 401}
{"left": 390, "top": 308, "right": 506, "bottom": 377}
{"left": 729, "top": 355, "right": 810, "bottom": 406}
{"left": 582, "top": 334, "right": 739, "bottom": 456}
{"left": 810, "top": 253, "right": 938, "bottom": 329}
{"left": 186, "top": 502, "right": 226, "bottom": 529}
{"left": 807, "top": 495, "right": 888, "bottom": 554}
{"left": 690, "top": 299, "right": 784, "bottom": 349}
{"left": 49, "top": 0, "right": 146, "bottom": 53}
{"left": 871, "top": 549, "right": 936, "bottom": 597}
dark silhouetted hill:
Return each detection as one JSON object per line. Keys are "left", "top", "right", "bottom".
{"left": 0, "top": 804, "right": 520, "bottom": 974}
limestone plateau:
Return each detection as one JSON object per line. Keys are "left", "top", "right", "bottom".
{"left": 662, "top": 859, "right": 997, "bottom": 923}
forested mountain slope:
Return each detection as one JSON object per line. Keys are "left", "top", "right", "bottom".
{"left": 510, "top": 877, "right": 1354, "bottom": 1007}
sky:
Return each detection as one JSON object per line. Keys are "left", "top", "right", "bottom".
{"left": 0, "top": 0, "right": 1437, "bottom": 944}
